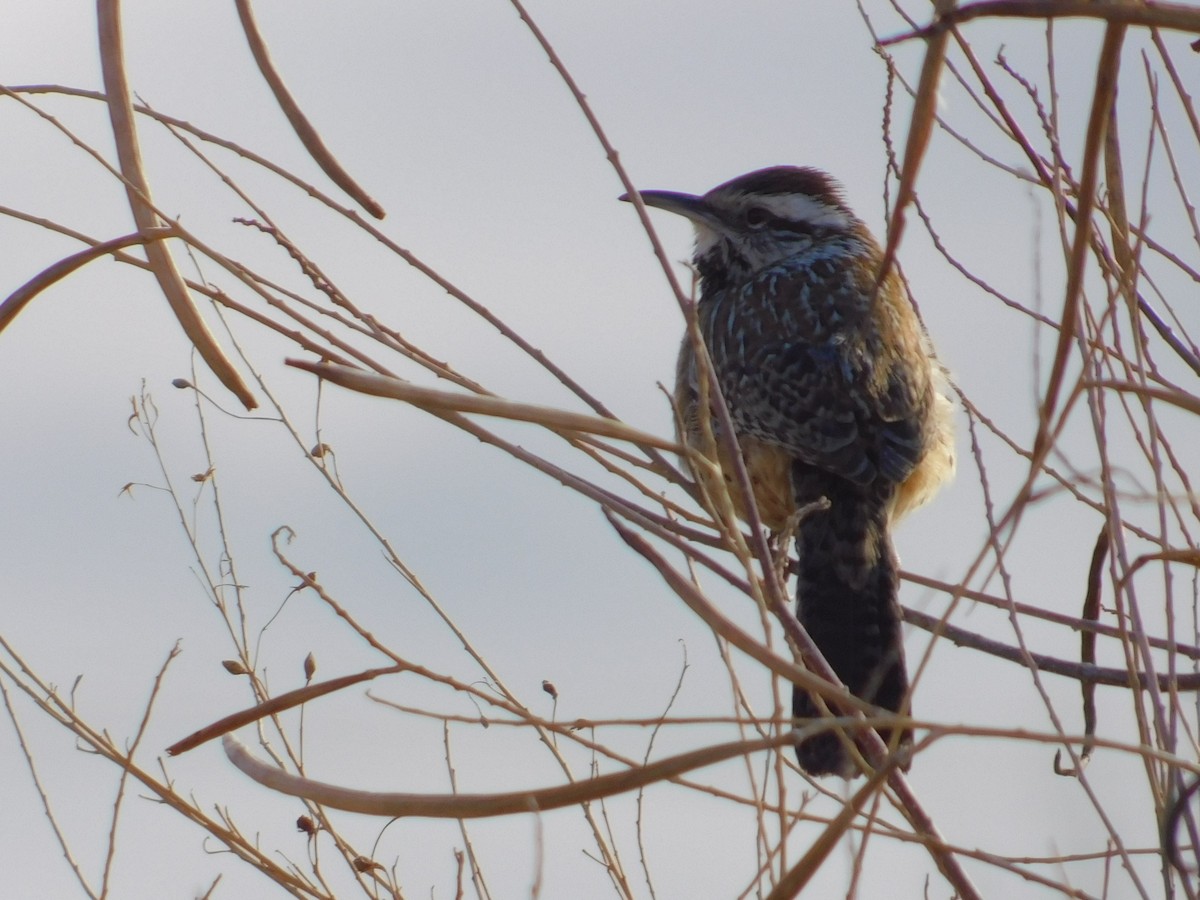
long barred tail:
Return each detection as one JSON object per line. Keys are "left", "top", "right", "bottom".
{"left": 790, "top": 468, "right": 911, "bottom": 777}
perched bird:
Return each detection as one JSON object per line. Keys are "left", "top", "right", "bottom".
{"left": 625, "top": 167, "right": 955, "bottom": 776}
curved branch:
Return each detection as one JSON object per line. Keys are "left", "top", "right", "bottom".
{"left": 882, "top": 0, "right": 1200, "bottom": 46}
{"left": 0, "top": 230, "right": 160, "bottom": 333}
{"left": 96, "top": 0, "right": 257, "bottom": 409}
{"left": 166, "top": 666, "right": 404, "bottom": 757}
{"left": 224, "top": 731, "right": 791, "bottom": 818}
{"left": 233, "top": 0, "right": 385, "bottom": 219}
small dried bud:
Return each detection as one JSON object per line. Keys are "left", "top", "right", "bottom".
{"left": 296, "top": 815, "right": 316, "bottom": 835}
{"left": 171, "top": 378, "right": 193, "bottom": 389}
{"left": 352, "top": 855, "right": 381, "bottom": 873}
{"left": 191, "top": 467, "right": 215, "bottom": 483}
{"left": 310, "top": 443, "right": 332, "bottom": 458}
{"left": 303, "top": 652, "right": 317, "bottom": 681}
{"left": 542, "top": 680, "right": 558, "bottom": 700}
{"left": 222, "top": 659, "right": 249, "bottom": 675}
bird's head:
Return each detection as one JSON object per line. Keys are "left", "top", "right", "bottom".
{"left": 622, "top": 166, "right": 858, "bottom": 289}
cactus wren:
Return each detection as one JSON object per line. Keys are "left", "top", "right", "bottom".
{"left": 627, "top": 167, "right": 955, "bottom": 776}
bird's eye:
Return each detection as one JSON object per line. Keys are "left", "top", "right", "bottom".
{"left": 745, "top": 207, "right": 770, "bottom": 229}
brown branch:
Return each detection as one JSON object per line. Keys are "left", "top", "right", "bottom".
{"left": 284, "top": 359, "right": 685, "bottom": 452}
{"left": 233, "top": 0, "right": 385, "bottom": 219}
{"left": 904, "top": 607, "right": 1200, "bottom": 691}
{"left": 879, "top": 9, "right": 948, "bottom": 283}
{"left": 764, "top": 759, "right": 900, "bottom": 900}
{"left": 0, "top": 230, "right": 160, "bottom": 333}
{"left": 1086, "top": 379, "right": 1200, "bottom": 417}
{"left": 1033, "top": 23, "right": 1124, "bottom": 462}
{"left": 95, "top": 0, "right": 257, "bottom": 409}
{"left": 166, "top": 666, "right": 404, "bottom": 756}
{"left": 224, "top": 731, "right": 793, "bottom": 818}
{"left": 902, "top": 571, "right": 1200, "bottom": 662}
{"left": 1080, "top": 531, "right": 1108, "bottom": 731}
{"left": 606, "top": 516, "right": 983, "bottom": 900}
{"left": 607, "top": 514, "right": 871, "bottom": 713}
{"left": 882, "top": 1, "right": 1200, "bottom": 46}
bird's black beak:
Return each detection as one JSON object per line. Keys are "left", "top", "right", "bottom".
{"left": 620, "top": 189, "right": 720, "bottom": 229}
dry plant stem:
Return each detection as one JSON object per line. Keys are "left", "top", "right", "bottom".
{"left": 884, "top": 0, "right": 1200, "bottom": 43}
{"left": 280, "top": 353, "right": 721, "bottom": 561}
{"left": 261, "top": 545, "right": 634, "bottom": 896}
{"left": 903, "top": 570, "right": 1200, "bottom": 662}
{"left": 901, "top": 607, "right": 1200, "bottom": 690}
{"left": 135, "top": 388, "right": 388, "bottom": 893}
{"left": 95, "top": 0, "right": 256, "bottom": 410}
{"left": 605, "top": 516, "right": 983, "bottom": 900}
{"left": 506, "top": 0, "right": 761, "bottom": 519}
{"left": 1035, "top": 23, "right": 1123, "bottom": 462}
{"left": 233, "top": 0, "right": 385, "bottom": 219}
{"left": 442, "top": 725, "right": 492, "bottom": 900}
{"left": 923, "top": 27, "right": 1131, "bottom": 675}
{"left": 100, "top": 642, "right": 180, "bottom": 897}
{"left": 0, "top": 675, "right": 100, "bottom": 897}
{"left": 1118, "top": 550, "right": 1200, "bottom": 593}
{"left": 1070, "top": 527, "right": 1109, "bottom": 770}
{"left": 1098, "top": 461, "right": 1177, "bottom": 812}
{"left": 509, "top": 0, "right": 746, "bottom": 519}
{"left": 148, "top": 122, "right": 430, "bottom": 379}
{"left": 374, "top": 692, "right": 917, "bottom": 858}
{"left": 984, "top": 380, "right": 1150, "bottom": 892}
{"left": 166, "top": 666, "right": 404, "bottom": 756}
{"left": 0, "top": 209, "right": 370, "bottom": 381}
{"left": 370, "top": 703, "right": 766, "bottom": 732}
{"left": 635, "top": 646, "right": 689, "bottom": 900}
{"left": 607, "top": 516, "right": 874, "bottom": 715}
{"left": 878, "top": 11, "right": 947, "bottom": 280}
{"left": 236, "top": 677, "right": 1183, "bottom": 895}
{"left": 0, "top": 635, "right": 329, "bottom": 897}
{"left": 618, "top": 476, "right": 861, "bottom": 770}
{"left": 230, "top": 191, "right": 691, "bottom": 509}
{"left": 372, "top": 710, "right": 1200, "bottom": 812}
{"left": 1085, "top": 116, "right": 1183, "bottom": 802}
{"left": 129, "top": 391, "right": 254, "bottom": 659}
{"left": 764, "top": 759, "right": 899, "bottom": 900}
{"left": 284, "top": 359, "right": 684, "bottom": 452}
{"left": 223, "top": 731, "right": 794, "bottom": 819}
{"left": 1085, "top": 379, "right": 1200, "bottom": 416}
{"left": 7, "top": 85, "right": 391, "bottom": 250}
{"left": 373, "top": 695, "right": 811, "bottom": 832}
{"left": 183, "top": 370, "right": 258, "bottom": 672}
{"left": 6, "top": 84, "right": 681, "bottom": 485}
{"left": 1144, "top": 56, "right": 1200, "bottom": 265}
{"left": 1150, "top": 32, "right": 1200, "bottom": 180}
{"left": 871, "top": 10, "right": 1031, "bottom": 187}
{"left": 15, "top": 87, "right": 663, "bottom": 540}
{"left": 956, "top": 391, "right": 1160, "bottom": 546}
{"left": 876, "top": 30, "right": 1200, "bottom": 384}
{"left": 165, "top": 241, "right": 686, "bottom": 900}
{"left": 0, "top": 230, "right": 159, "bottom": 332}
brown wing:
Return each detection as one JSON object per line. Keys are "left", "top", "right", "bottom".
{"left": 701, "top": 262, "right": 932, "bottom": 489}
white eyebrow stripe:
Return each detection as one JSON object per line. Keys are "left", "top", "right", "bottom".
{"left": 752, "top": 193, "right": 852, "bottom": 229}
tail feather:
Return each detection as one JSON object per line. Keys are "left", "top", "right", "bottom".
{"left": 790, "top": 467, "right": 911, "bottom": 777}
